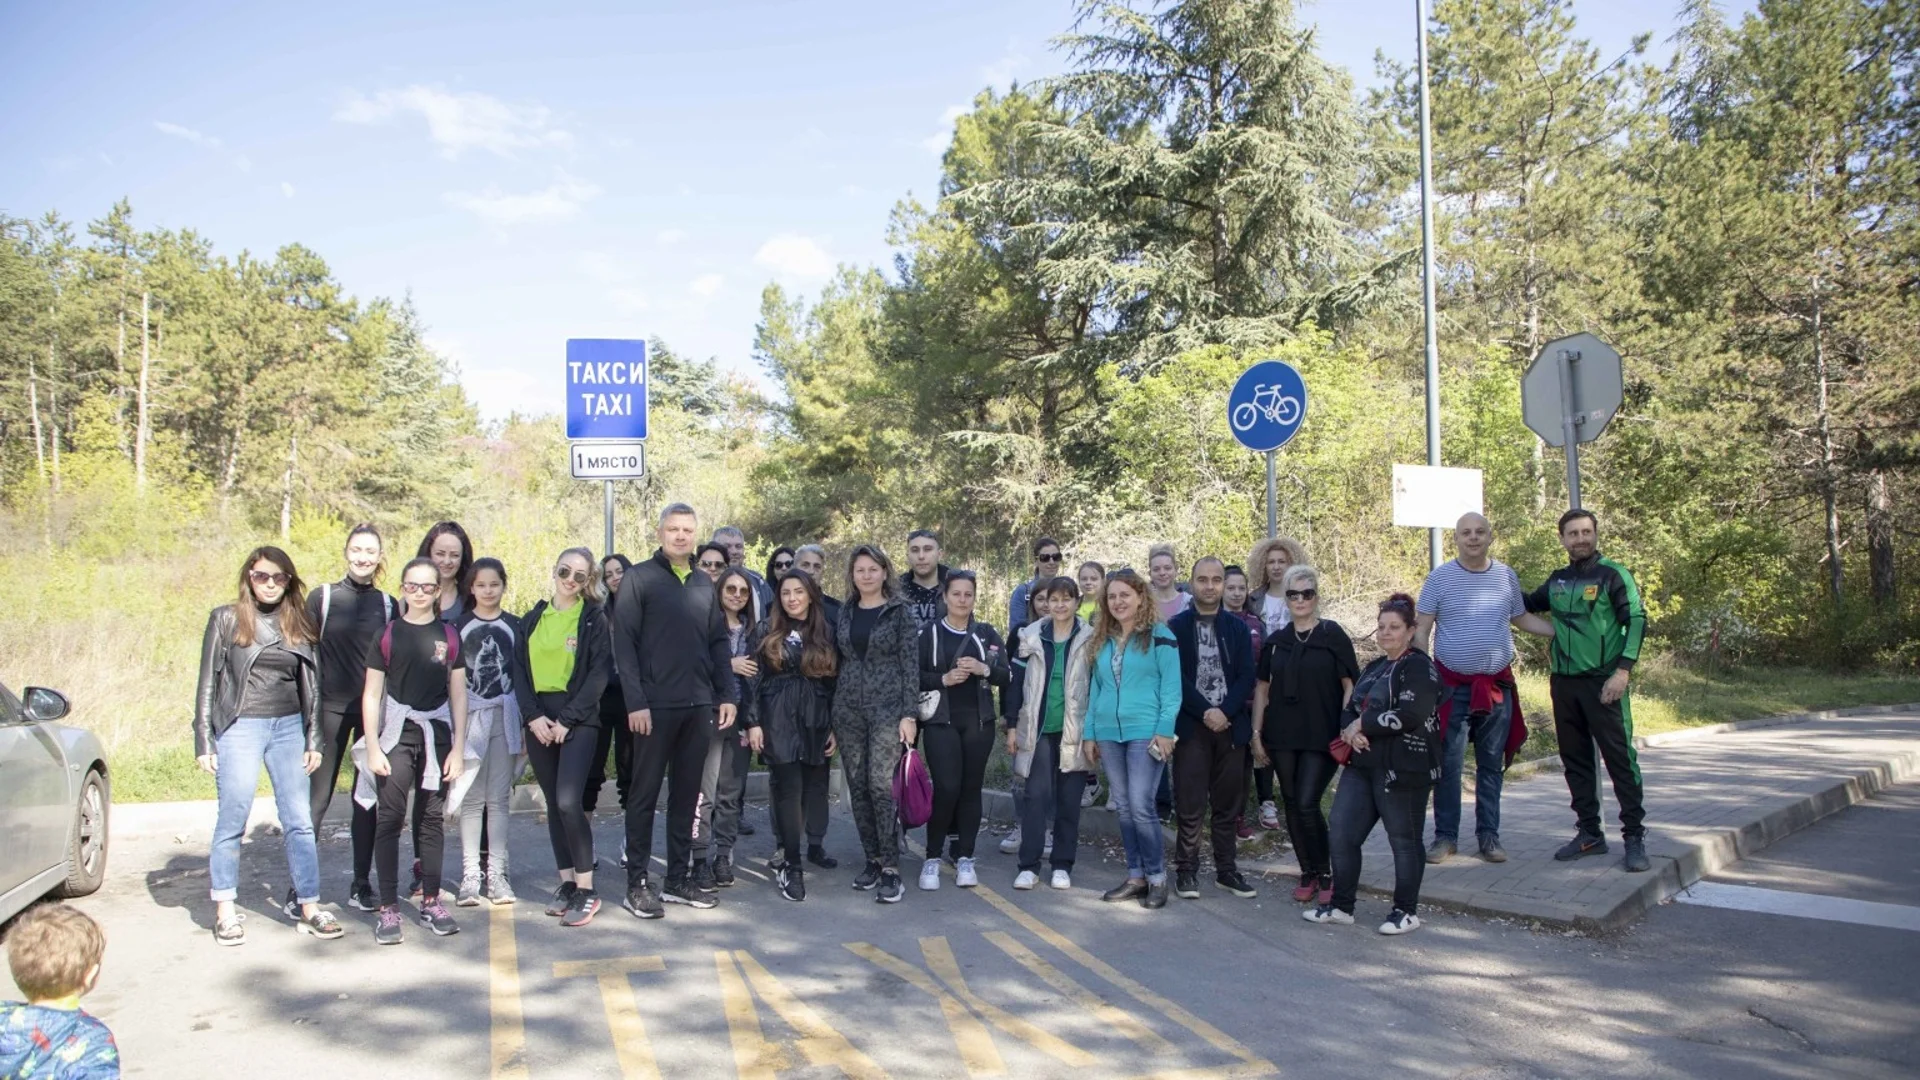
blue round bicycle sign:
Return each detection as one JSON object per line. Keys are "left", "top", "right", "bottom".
{"left": 1227, "top": 360, "right": 1308, "bottom": 452}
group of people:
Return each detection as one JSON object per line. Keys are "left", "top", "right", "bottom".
{"left": 189, "top": 499, "right": 1647, "bottom": 944}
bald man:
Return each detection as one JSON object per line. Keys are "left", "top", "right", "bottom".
{"left": 1415, "top": 513, "right": 1554, "bottom": 865}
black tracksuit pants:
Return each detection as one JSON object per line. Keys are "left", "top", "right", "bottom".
{"left": 1172, "top": 724, "right": 1245, "bottom": 875}
{"left": 311, "top": 702, "right": 378, "bottom": 887}
{"left": 922, "top": 720, "right": 996, "bottom": 861}
{"left": 624, "top": 705, "right": 717, "bottom": 887}
{"left": 1550, "top": 674, "right": 1647, "bottom": 838}
{"left": 1019, "top": 731, "right": 1087, "bottom": 873}
{"left": 526, "top": 692, "right": 599, "bottom": 876}
{"left": 768, "top": 761, "right": 831, "bottom": 865}
{"left": 374, "top": 720, "right": 449, "bottom": 907}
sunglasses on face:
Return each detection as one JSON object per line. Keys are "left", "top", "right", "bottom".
{"left": 1285, "top": 589, "right": 1317, "bottom": 601}
{"left": 773, "top": 560, "right": 794, "bottom": 571}
{"left": 698, "top": 560, "right": 726, "bottom": 572}
{"left": 1036, "top": 553, "right": 1062, "bottom": 563}
{"left": 401, "top": 581, "right": 438, "bottom": 595}
{"left": 249, "top": 570, "right": 290, "bottom": 587}
{"left": 722, "top": 584, "right": 752, "bottom": 596}
{"left": 555, "top": 566, "right": 590, "bottom": 584}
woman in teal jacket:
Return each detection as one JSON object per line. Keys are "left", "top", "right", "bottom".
{"left": 1083, "top": 568, "right": 1182, "bottom": 909}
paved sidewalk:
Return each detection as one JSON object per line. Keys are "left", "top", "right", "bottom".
{"left": 1242, "top": 704, "right": 1920, "bottom": 931}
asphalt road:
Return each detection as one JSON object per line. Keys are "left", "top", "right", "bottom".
{"left": 14, "top": 782, "right": 1918, "bottom": 1079}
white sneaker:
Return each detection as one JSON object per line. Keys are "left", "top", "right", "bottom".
{"left": 1013, "top": 870, "right": 1038, "bottom": 891}
{"left": 955, "top": 857, "right": 978, "bottom": 888}
{"left": 1303, "top": 904, "right": 1354, "bottom": 925}
{"left": 1378, "top": 909, "right": 1421, "bottom": 936}
{"left": 1050, "top": 869, "right": 1072, "bottom": 890}
{"left": 1258, "top": 800, "right": 1280, "bottom": 830}
{"left": 918, "top": 858, "right": 942, "bottom": 891}
{"left": 1081, "top": 785, "right": 1097, "bottom": 808}
{"left": 998, "top": 826, "right": 1023, "bottom": 854}
{"left": 1042, "top": 831, "right": 1053, "bottom": 857}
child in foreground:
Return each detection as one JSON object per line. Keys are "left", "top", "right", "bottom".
{"left": 0, "top": 903, "right": 120, "bottom": 1078}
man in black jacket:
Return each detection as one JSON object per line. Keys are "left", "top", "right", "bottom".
{"left": 615, "top": 502, "right": 739, "bottom": 918}
{"left": 1167, "top": 557, "right": 1258, "bottom": 900}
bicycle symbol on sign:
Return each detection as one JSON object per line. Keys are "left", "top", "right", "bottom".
{"left": 1231, "top": 384, "right": 1302, "bottom": 433}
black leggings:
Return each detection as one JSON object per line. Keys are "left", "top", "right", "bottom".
{"left": 311, "top": 703, "right": 377, "bottom": 885}
{"left": 1329, "top": 768, "right": 1427, "bottom": 915}
{"left": 527, "top": 692, "right": 599, "bottom": 876}
{"left": 1272, "top": 746, "right": 1338, "bottom": 877}
{"left": 374, "top": 720, "right": 449, "bottom": 906}
{"left": 769, "top": 761, "right": 832, "bottom": 864}
{"left": 922, "top": 721, "right": 995, "bottom": 861}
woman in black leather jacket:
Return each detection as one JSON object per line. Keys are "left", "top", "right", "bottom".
{"left": 194, "top": 545, "right": 342, "bottom": 946}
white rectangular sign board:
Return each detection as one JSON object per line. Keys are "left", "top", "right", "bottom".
{"left": 1392, "top": 464, "right": 1484, "bottom": 529}
{"left": 570, "top": 440, "right": 647, "bottom": 480}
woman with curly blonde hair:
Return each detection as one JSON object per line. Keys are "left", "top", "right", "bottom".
{"left": 1247, "top": 536, "right": 1310, "bottom": 638}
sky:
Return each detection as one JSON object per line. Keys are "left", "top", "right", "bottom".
{"left": 2, "top": 0, "right": 1755, "bottom": 422}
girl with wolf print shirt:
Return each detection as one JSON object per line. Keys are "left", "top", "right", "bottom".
{"left": 453, "top": 558, "right": 525, "bottom": 907}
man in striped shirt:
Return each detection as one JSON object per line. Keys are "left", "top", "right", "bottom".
{"left": 1415, "top": 513, "right": 1555, "bottom": 864}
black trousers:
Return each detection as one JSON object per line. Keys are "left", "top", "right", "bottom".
{"left": 1243, "top": 757, "right": 1274, "bottom": 804}
{"left": 374, "top": 720, "right": 449, "bottom": 906}
{"left": 805, "top": 760, "right": 829, "bottom": 846}
{"left": 1019, "top": 731, "right": 1088, "bottom": 872}
{"left": 311, "top": 702, "right": 377, "bottom": 886}
{"left": 1329, "top": 768, "right": 1426, "bottom": 915}
{"left": 1272, "top": 746, "right": 1338, "bottom": 877}
{"left": 1551, "top": 674, "right": 1647, "bottom": 838}
{"left": 768, "top": 761, "right": 831, "bottom": 864}
{"left": 923, "top": 720, "right": 996, "bottom": 860}
{"left": 1172, "top": 724, "right": 1245, "bottom": 874}
{"left": 527, "top": 692, "right": 599, "bottom": 876}
{"left": 624, "top": 705, "right": 717, "bottom": 887}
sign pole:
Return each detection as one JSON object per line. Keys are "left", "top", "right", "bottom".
{"left": 1416, "top": 0, "right": 1443, "bottom": 571}
{"left": 1265, "top": 449, "right": 1278, "bottom": 539}
{"left": 604, "top": 479, "right": 616, "bottom": 559}
{"left": 1556, "top": 348, "right": 1582, "bottom": 509}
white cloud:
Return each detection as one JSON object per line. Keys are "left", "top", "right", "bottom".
{"left": 655, "top": 228, "right": 687, "bottom": 247}
{"left": 334, "top": 85, "right": 572, "bottom": 160}
{"left": 234, "top": 154, "right": 253, "bottom": 174}
{"left": 280, "top": 181, "right": 296, "bottom": 198}
{"left": 155, "top": 121, "right": 222, "bottom": 148}
{"left": 444, "top": 171, "right": 600, "bottom": 225}
{"left": 920, "top": 104, "right": 969, "bottom": 155}
{"left": 689, "top": 273, "right": 724, "bottom": 298}
{"left": 753, "top": 234, "right": 834, "bottom": 282}
{"left": 980, "top": 46, "right": 1031, "bottom": 87}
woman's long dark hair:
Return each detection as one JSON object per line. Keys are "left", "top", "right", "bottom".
{"left": 601, "top": 553, "right": 631, "bottom": 609}
{"left": 759, "top": 570, "right": 837, "bottom": 679}
{"left": 763, "top": 546, "right": 796, "bottom": 587}
{"left": 845, "top": 544, "right": 896, "bottom": 602}
{"left": 417, "top": 521, "right": 474, "bottom": 586}
{"left": 714, "top": 566, "right": 757, "bottom": 628}
{"left": 464, "top": 557, "right": 507, "bottom": 613}
{"left": 234, "top": 545, "right": 316, "bottom": 647}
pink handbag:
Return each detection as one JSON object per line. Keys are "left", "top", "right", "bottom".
{"left": 893, "top": 744, "right": 933, "bottom": 827}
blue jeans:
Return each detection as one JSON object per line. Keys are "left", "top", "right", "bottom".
{"left": 1098, "top": 739, "right": 1167, "bottom": 883}
{"left": 209, "top": 713, "right": 319, "bottom": 903}
{"left": 1429, "top": 683, "right": 1509, "bottom": 845}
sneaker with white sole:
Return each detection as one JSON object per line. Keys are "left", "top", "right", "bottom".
{"left": 1013, "top": 870, "right": 1038, "bottom": 890}
{"left": 456, "top": 873, "right": 484, "bottom": 907}
{"left": 486, "top": 870, "right": 516, "bottom": 906}
{"left": 418, "top": 898, "right": 460, "bottom": 936}
{"left": 998, "top": 826, "right": 1023, "bottom": 854}
{"left": 373, "top": 905, "right": 404, "bottom": 945}
{"left": 877, "top": 868, "right": 905, "bottom": 903}
{"left": 1378, "top": 909, "right": 1421, "bottom": 936}
{"left": 1259, "top": 800, "right": 1281, "bottom": 830}
{"left": 1050, "top": 869, "right": 1072, "bottom": 890}
{"left": 1303, "top": 904, "right": 1354, "bottom": 925}
{"left": 955, "top": 857, "right": 978, "bottom": 888}
{"left": 918, "top": 858, "right": 942, "bottom": 891}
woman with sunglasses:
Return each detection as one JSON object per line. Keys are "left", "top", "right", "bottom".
{"left": 360, "top": 557, "right": 469, "bottom": 945}
{"left": 692, "top": 567, "right": 762, "bottom": 891}
{"left": 915, "top": 571, "right": 1010, "bottom": 891}
{"left": 833, "top": 544, "right": 922, "bottom": 904}
{"left": 1252, "top": 565, "right": 1358, "bottom": 906}
{"left": 592, "top": 554, "right": 635, "bottom": 817}
{"left": 764, "top": 547, "right": 797, "bottom": 586}
{"left": 695, "top": 544, "right": 730, "bottom": 580}
{"left": 196, "top": 546, "right": 343, "bottom": 945}
{"left": 741, "top": 570, "right": 838, "bottom": 900}
{"left": 515, "top": 548, "right": 612, "bottom": 927}
{"left": 453, "top": 558, "right": 524, "bottom": 907}
{"left": 418, "top": 521, "right": 475, "bottom": 623}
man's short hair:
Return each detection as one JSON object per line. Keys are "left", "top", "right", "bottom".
{"left": 1191, "top": 556, "right": 1225, "bottom": 577}
{"left": 907, "top": 529, "right": 940, "bottom": 546}
{"left": 1032, "top": 536, "right": 1061, "bottom": 557}
{"left": 1558, "top": 508, "right": 1598, "bottom": 535}
{"left": 712, "top": 525, "right": 745, "bottom": 542}
{"left": 795, "top": 544, "right": 826, "bottom": 560}
{"left": 4, "top": 903, "right": 105, "bottom": 1001}
{"left": 658, "top": 502, "right": 698, "bottom": 527}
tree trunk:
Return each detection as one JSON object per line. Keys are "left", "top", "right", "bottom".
{"left": 115, "top": 305, "right": 130, "bottom": 455}
{"left": 1867, "top": 468, "right": 1894, "bottom": 609}
{"left": 27, "top": 358, "right": 46, "bottom": 484}
{"left": 280, "top": 431, "right": 298, "bottom": 540}
{"left": 48, "top": 358, "right": 61, "bottom": 496}
{"left": 136, "top": 292, "right": 152, "bottom": 492}
{"left": 1812, "top": 287, "right": 1842, "bottom": 604}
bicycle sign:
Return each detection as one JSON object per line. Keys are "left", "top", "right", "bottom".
{"left": 1227, "top": 359, "right": 1308, "bottom": 452}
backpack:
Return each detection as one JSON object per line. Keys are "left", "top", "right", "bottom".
{"left": 320, "top": 583, "right": 397, "bottom": 638}
{"left": 379, "top": 619, "right": 460, "bottom": 668}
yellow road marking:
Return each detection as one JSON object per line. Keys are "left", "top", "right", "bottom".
{"left": 846, "top": 941, "right": 1004, "bottom": 1075}
{"left": 982, "top": 930, "right": 1177, "bottom": 1057}
{"left": 715, "top": 951, "right": 795, "bottom": 1080}
{"left": 551, "top": 956, "right": 668, "bottom": 1080}
{"left": 920, "top": 936, "right": 1097, "bottom": 1067}
{"left": 488, "top": 903, "right": 529, "bottom": 1080}
{"left": 733, "top": 950, "right": 888, "bottom": 1080}
{"left": 970, "top": 885, "right": 1274, "bottom": 1072}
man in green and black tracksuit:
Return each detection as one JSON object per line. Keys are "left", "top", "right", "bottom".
{"left": 1525, "top": 508, "right": 1651, "bottom": 873}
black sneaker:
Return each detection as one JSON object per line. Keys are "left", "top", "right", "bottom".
{"left": 738, "top": 818, "right": 756, "bottom": 837}
{"left": 1174, "top": 871, "right": 1200, "bottom": 899}
{"left": 1623, "top": 835, "right": 1651, "bottom": 873}
{"left": 545, "top": 881, "right": 579, "bottom": 917}
{"left": 662, "top": 878, "right": 718, "bottom": 909}
{"left": 561, "top": 889, "right": 601, "bottom": 927}
{"left": 876, "top": 869, "right": 905, "bottom": 904}
{"left": 778, "top": 865, "right": 806, "bottom": 902}
{"left": 853, "top": 860, "right": 882, "bottom": 891}
{"left": 691, "top": 860, "right": 719, "bottom": 894}
{"left": 623, "top": 879, "right": 664, "bottom": 919}
{"left": 347, "top": 880, "right": 378, "bottom": 912}
{"left": 1554, "top": 831, "right": 1609, "bottom": 862}
{"left": 712, "top": 854, "right": 735, "bottom": 887}
{"left": 280, "top": 886, "right": 299, "bottom": 920}
{"left": 1214, "top": 869, "right": 1256, "bottom": 898}
{"left": 808, "top": 845, "right": 838, "bottom": 870}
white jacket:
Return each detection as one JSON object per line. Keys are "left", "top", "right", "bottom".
{"left": 1012, "top": 618, "right": 1094, "bottom": 777}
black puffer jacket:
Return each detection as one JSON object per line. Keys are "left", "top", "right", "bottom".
{"left": 193, "top": 604, "right": 320, "bottom": 757}
{"left": 743, "top": 621, "right": 836, "bottom": 767}
{"left": 832, "top": 596, "right": 921, "bottom": 731}
{"left": 1341, "top": 648, "right": 1443, "bottom": 792}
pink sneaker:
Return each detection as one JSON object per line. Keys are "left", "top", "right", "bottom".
{"left": 1291, "top": 874, "right": 1317, "bottom": 903}
{"left": 1315, "top": 876, "right": 1334, "bottom": 907}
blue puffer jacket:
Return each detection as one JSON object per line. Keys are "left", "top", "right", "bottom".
{"left": 1084, "top": 625, "right": 1182, "bottom": 743}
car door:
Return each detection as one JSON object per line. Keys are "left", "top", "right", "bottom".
{"left": 0, "top": 681, "right": 69, "bottom": 897}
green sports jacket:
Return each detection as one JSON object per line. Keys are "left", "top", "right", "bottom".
{"left": 1524, "top": 553, "right": 1645, "bottom": 678}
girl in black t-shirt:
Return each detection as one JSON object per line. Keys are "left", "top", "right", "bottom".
{"left": 360, "top": 557, "right": 468, "bottom": 945}
{"left": 454, "top": 558, "right": 524, "bottom": 907}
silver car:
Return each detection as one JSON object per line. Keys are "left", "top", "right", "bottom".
{"left": 0, "top": 681, "right": 109, "bottom": 923}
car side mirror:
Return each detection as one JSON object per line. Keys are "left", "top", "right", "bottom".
{"left": 23, "top": 687, "right": 70, "bottom": 723}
